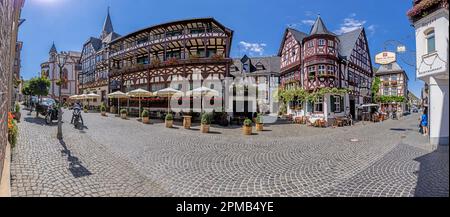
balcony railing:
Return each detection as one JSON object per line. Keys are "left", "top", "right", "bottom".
{"left": 110, "top": 57, "right": 232, "bottom": 76}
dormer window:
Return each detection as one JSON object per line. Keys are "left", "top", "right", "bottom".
{"left": 425, "top": 29, "right": 436, "bottom": 54}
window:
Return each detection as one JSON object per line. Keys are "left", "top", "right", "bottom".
{"left": 307, "top": 41, "right": 314, "bottom": 48}
{"left": 137, "top": 56, "right": 149, "bottom": 65}
{"left": 384, "top": 87, "right": 390, "bottom": 96}
{"left": 314, "top": 97, "right": 323, "bottom": 113}
{"left": 308, "top": 66, "right": 316, "bottom": 77}
{"left": 327, "top": 65, "right": 335, "bottom": 75}
{"left": 425, "top": 30, "right": 436, "bottom": 54}
{"left": 318, "top": 65, "right": 326, "bottom": 75}
{"left": 318, "top": 39, "right": 326, "bottom": 46}
{"left": 331, "top": 95, "right": 344, "bottom": 113}
{"left": 391, "top": 88, "right": 398, "bottom": 96}
{"left": 391, "top": 74, "right": 398, "bottom": 82}
{"left": 328, "top": 40, "right": 334, "bottom": 47}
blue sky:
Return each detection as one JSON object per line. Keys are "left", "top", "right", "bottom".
{"left": 19, "top": 0, "right": 423, "bottom": 96}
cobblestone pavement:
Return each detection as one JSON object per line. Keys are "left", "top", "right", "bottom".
{"left": 10, "top": 108, "right": 449, "bottom": 197}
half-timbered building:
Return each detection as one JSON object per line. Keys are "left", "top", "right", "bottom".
{"left": 79, "top": 8, "right": 121, "bottom": 106}
{"left": 278, "top": 16, "right": 374, "bottom": 122}
{"left": 107, "top": 18, "right": 233, "bottom": 111}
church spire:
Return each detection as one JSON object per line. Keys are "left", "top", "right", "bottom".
{"left": 101, "top": 7, "right": 114, "bottom": 39}
{"left": 49, "top": 41, "right": 57, "bottom": 54}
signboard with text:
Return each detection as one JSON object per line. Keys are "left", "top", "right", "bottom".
{"left": 375, "top": 52, "right": 396, "bottom": 65}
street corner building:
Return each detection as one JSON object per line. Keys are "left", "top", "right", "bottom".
{"left": 0, "top": 0, "right": 25, "bottom": 195}
{"left": 106, "top": 17, "right": 233, "bottom": 110}
{"left": 408, "top": 0, "right": 449, "bottom": 146}
{"left": 278, "top": 16, "right": 374, "bottom": 124}
{"left": 41, "top": 43, "right": 82, "bottom": 103}
{"left": 375, "top": 61, "right": 409, "bottom": 117}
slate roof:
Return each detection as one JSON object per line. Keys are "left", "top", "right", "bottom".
{"left": 231, "top": 56, "right": 281, "bottom": 76}
{"left": 102, "top": 8, "right": 114, "bottom": 36}
{"left": 84, "top": 37, "right": 103, "bottom": 52}
{"left": 309, "top": 16, "right": 336, "bottom": 36}
{"left": 337, "top": 28, "right": 363, "bottom": 59}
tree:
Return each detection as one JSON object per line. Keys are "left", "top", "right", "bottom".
{"left": 21, "top": 81, "right": 32, "bottom": 108}
{"left": 28, "top": 77, "right": 50, "bottom": 117}
{"left": 371, "top": 77, "right": 381, "bottom": 103}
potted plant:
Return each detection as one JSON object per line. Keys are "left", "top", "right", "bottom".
{"left": 142, "top": 110, "right": 150, "bottom": 124}
{"left": 120, "top": 109, "right": 127, "bottom": 119}
{"left": 255, "top": 114, "right": 264, "bottom": 132}
{"left": 83, "top": 105, "right": 89, "bottom": 113}
{"left": 14, "top": 102, "right": 21, "bottom": 122}
{"left": 200, "top": 113, "right": 212, "bottom": 133}
{"left": 100, "top": 103, "right": 107, "bottom": 116}
{"left": 243, "top": 118, "right": 253, "bottom": 135}
{"left": 165, "top": 113, "right": 174, "bottom": 128}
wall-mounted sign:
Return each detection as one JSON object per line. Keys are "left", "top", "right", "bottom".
{"left": 375, "top": 52, "right": 397, "bottom": 65}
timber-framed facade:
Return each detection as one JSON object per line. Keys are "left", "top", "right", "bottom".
{"left": 107, "top": 18, "right": 233, "bottom": 102}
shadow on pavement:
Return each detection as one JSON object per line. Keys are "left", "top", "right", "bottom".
{"left": 414, "top": 145, "right": 449, "bottom": 197}
{"left": 59, "top": 139, "right": 92, "bottom": 178}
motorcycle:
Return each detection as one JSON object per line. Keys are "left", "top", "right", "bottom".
{"left": 72, "top": 108, "right": 84, "bottom": 129}
{"left": 45, "top": 104, "right": 59, "bottom": 125}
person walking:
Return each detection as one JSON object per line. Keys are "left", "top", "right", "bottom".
{"left": 420, "top": 109, "right": 428, "bottom": 136}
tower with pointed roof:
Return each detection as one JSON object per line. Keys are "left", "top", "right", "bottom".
{"left": 49, "top": 42, "right": 57, "bottom": 62}
{"left": 101, "top": 7, "right": 114, "bottom": 40}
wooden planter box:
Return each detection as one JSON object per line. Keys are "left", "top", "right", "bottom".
{"left": 256, "top": 123, "right": 264, "bottom": 132}
{"left": 201, "top": 124, "right": 210, "bottom": 133}
{"left": 243, "top": 126, "right": 253, "bottom": 135}
{"left": 165, "top": 120, "right": 173, "bottom": 128}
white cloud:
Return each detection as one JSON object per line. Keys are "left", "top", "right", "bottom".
{"left": 335, "top": 15, "right": 367, "bottom": 35}
{"left": 239, "top": 41, "right": 267, "bottom": 56}
{"left": 301, "top": 20, "right": 316, "bottom": 26}
{"left": 367, "top": 24, "right": 377, "bottom": 35}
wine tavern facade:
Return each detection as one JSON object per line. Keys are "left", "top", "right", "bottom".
{"left": 278, "top": 16, "right": 374, "bottom": 123}
{"left": 375, "top": 62, "right": 409, "bottom": 116}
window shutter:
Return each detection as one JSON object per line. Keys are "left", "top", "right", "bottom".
{"left": 340, "top": 97, "right": 345, "bottom": 113}
{"left": 331, "top": 96, "right": 336, "bottom": 113}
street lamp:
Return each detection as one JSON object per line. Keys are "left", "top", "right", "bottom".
{"left": 56, "top": 51, "right": 68, "bottom": 140}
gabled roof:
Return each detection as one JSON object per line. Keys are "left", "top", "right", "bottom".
{"left": 338, "top": 28, "right": 363, "bottom": 59}
{"left": 231, "top": 56, "right": 281, "bottom": 76}
{"left": 277, "top": 28, "right": 308, "bottom": 56}
{"left": 375, "top": 61, "right": 409, "bottom": 81}
{"left": 102, "top": 32, "right": 121, "bottom": 44}
{"left": 309, "top": 16, "right": 335, "bottom": 36}
{"left": 84, "top": 37, "right": 103, "bottom": 52}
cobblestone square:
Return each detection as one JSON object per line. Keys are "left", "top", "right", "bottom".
{"left": 10, "top": 108, "right": 449, "bottom": 197}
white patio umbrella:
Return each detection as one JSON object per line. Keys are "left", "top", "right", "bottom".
{"left": 108, "top": 91, "right": 129, "bottom": 115}
{"left": 127, "top": 88, "right": 153, "bottom": 119}
{"left": 153, "top": 87, "right": 182, "bottom": 113}
{"left": 187, "top": 87, "right": 220, "bottom": 114}
{"left": 85, "top": 93, "right": 101, "bottom": 109}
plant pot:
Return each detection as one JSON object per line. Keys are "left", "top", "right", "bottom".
{"left": 183, "top": 116, "right": 192, "bottom": 129}
{"left": 142, "top": 116, "right": 150, "bottom": 124}
{"left": 14, "top": 112, "right": 21, "bottom": 122}
{"left": 243, "top": 126, "right": 253, "bottom": 135}
{"left": 121, "top": 114, "right": 127, "bottom": 119}
{"left": 256, "top": 123, "right": 264, "bottom": 132}
{"left": 165, "top": 120, "right": 173, "bottom": 128}
{"left": 84, "top": 109, "right": 88, "bottom": 113}
{"left": 201, "top": 124, "right": 210, "bottom": 133}
{"left": 101, "top": 111, "right": 106, "bottom": 116}
{"left": 110, "top": 107, "right": 117, "bottom": 114}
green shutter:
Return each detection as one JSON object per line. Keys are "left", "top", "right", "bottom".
{"left": 340, "top": 96, "right": 345, "bottom": 113}
{"left": 331, "top": 96, "right": 336, "bottom": 113}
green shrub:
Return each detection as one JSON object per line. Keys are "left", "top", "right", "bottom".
{"left": 243, "top": 118, "right": 253, "bottom": 127}
{"left": 120, "top": 109, "right": 127, "bottom": 115}
{"left": 165, "top": 113, "right": 174, "bottom": 121}
{"left": 100, "top": 103, "right": 106, "bottom": 112}
{"left": 201, "top": 113, "right": 212, "bottom": 125}
{"left": 142, "top": 110, "right": 149, "bottom": 117}
{"left": 15, "top": 102, "right": 20, "bottom": 113}
{"left": 255, "top": 114, "right": 263, "bottom": 124}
